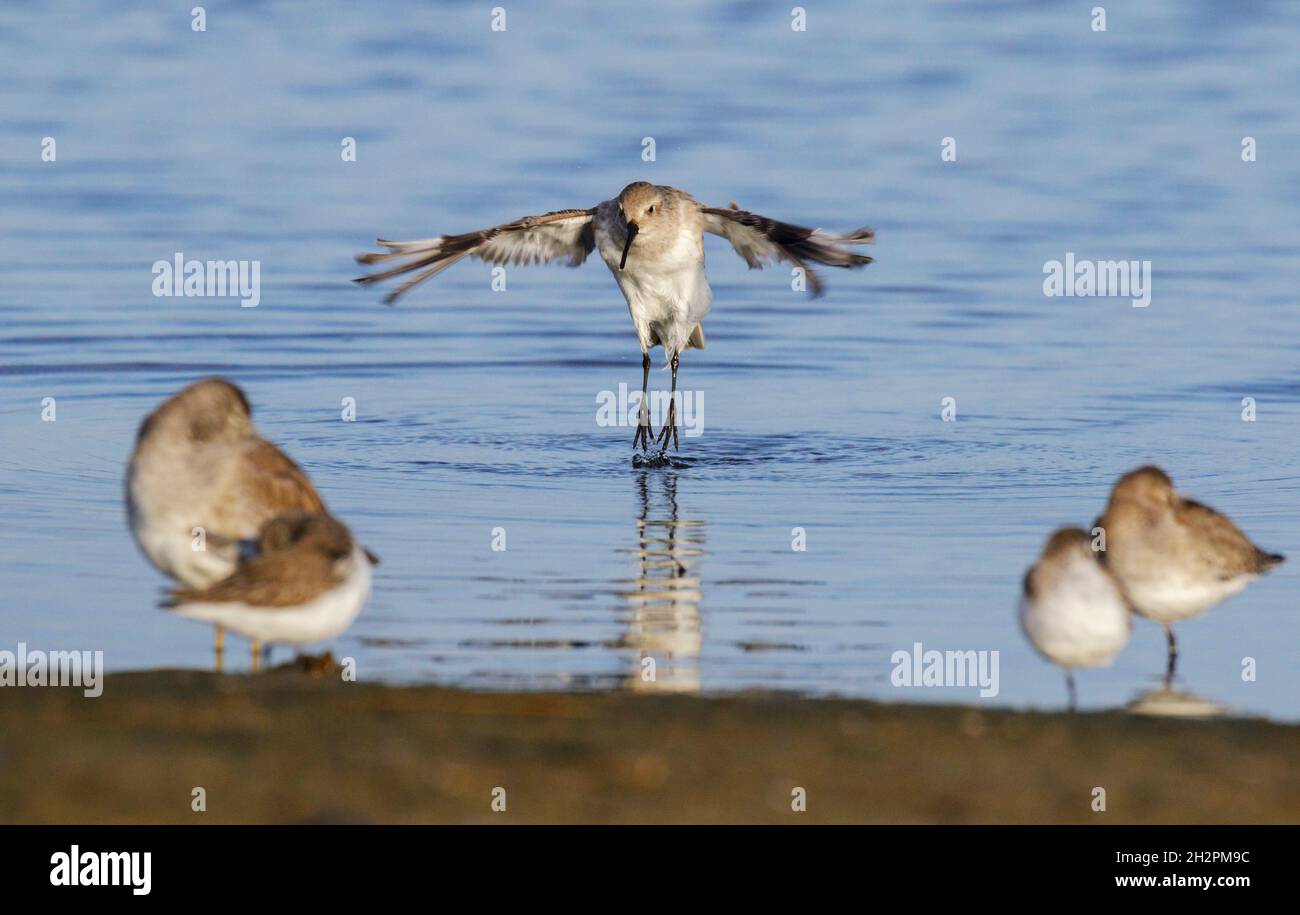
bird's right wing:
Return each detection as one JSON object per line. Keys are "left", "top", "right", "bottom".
{"left": 355, "top": 208, "right": 597, "bottom": 304}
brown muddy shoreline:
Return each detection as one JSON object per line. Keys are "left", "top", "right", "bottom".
{"left": 1, "top": 670, "right": 1297, "bottom": 824}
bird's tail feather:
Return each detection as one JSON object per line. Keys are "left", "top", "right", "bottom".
{"left": 1259, "top": 550, "right": 1285, "bottom": 570}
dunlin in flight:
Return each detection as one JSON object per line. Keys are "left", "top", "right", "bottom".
{"left": 162, "top": 512, "right": 373, "bottom": 665}
{"left": 126, "top": 378, "right": 355, "bottom": 667}
{"left": 1095, "top": 466, "right": 1283, "bottom": 681}
{"left": 355, "top": 181, "right": 874, "bottom": 452}
{"left": 1019, "top": 527, "right": 1132, "bottom": 709}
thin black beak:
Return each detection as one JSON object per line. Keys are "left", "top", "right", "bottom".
{"left": 619, "top": 221, "right": 639, "bottom": 270}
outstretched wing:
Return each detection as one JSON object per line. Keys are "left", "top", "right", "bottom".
{"left": 355, "top": 208, "right": 597, "bottom": 304}
{"left": 702, "top": 204, "right": 874, "bottom": 297}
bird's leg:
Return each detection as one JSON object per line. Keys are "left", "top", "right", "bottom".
{"left": 214, "top": 625, "right": 225, "bottom": 674}
{"left": 669, "top": 352, "right": 679, "bottom": 450}
{"left": 251, "top": 640, "right": 262, "bottom": 673}
{"left": 1065, "top": 671, "right": 1077, "bottom": 712}
{"left": 655, "top": 352, "right": 680, "bottom": 451}
{"left": 632, "top": 351, "right": 652, "bottom": 451}
{"left": 1163, "top": 623, "right": 1178, "bottom": 685}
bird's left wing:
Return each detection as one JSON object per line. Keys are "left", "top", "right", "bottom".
{"left": 355, "top": 208, "right": 596, "bottom": 304}
{"left": 702, "top": 204, "right": 874, "bottom": 297}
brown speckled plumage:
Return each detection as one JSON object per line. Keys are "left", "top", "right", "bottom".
{"left": 165, "top": 513, "right": 355, "bottom": 609}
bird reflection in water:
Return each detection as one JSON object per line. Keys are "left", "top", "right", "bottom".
{"left": 618, "top": 471, "right": 704, "bottom": 692}
{"left": 1126, "top": 685, "right": 1228, "bottom": 719}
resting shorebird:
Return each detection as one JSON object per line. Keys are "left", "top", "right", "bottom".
{"left": 1094, "top": 466, "right": 1283, "bottom": 682}
{"left": 1019, "top": 527, "right": 1132, "bottom": 709}
{"left": 163, "top": 513, "right": 373, "bottom": 657}
{"left": 355, "top": 181, "right": 874, "bottom": 452}
{"left": 126, "top": 378, "right": 374, "bottom": 669}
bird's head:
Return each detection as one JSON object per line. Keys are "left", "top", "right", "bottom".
{"left": 616, "top": 181, "right": 664, "bottom": 269}
{"left": 137, "top": 376, "right": 255, "bottom": 446}
{"left": 259, "top": 512, "right": 353, "bottom": 558}
{"left": 1109, "top": 465, "right": 1176, "bottom": 508}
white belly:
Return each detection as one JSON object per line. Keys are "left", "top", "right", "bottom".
{"left": 127, "top": 465, "right": 239, "bottom": 587}
{"left": 126, "top": 440, "right": 274, "bottom": 588}
{"left": 619, "top": 271, "right": 710, "bottom": 354}
{"left": 1125, "top": 575, "right": 1252, "bottom": 623}
{"left": 1020, "top": 559, "right": 1131, "bottom": 669}
{"left": 129, "top": 509, "right": 239, "bottom": 588}
{"left": 597, "top": 224, "right": 711, "bottom": 358}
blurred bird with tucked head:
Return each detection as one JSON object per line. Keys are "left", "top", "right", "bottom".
{"left": 1019, "top": 526, "right": 1132, "bottom": 709}
{"left": 126, "top": 377, "right": 375, "bottom": 668}
{"left": 163, "top": 512, "right": 373, "bottom": 654}
{"left": 1094, "top": 466, "right": 1282, "bottom": 681}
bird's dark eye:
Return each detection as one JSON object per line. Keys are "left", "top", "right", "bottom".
{"left": 648, "top": 206, "right": 655, "bottom": 214}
